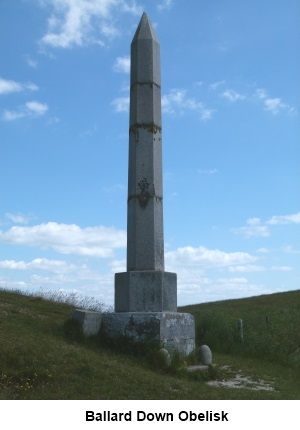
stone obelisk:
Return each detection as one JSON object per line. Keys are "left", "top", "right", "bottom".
{"left": 127, "top": 11, "right": 164, "bottom": 274}
{"left": 101, "top": 13, "right": 195, "bottom": 356}
{"left": 115, "top": 12, "right": 176, "bottom": 312}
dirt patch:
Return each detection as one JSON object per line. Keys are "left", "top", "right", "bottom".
{"left": 207, "top": 366, "right": 275, "bottom": 391}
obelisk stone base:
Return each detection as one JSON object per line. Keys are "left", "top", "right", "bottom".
{"left": 101, "top": 312, "right": 195, "bottom": 357}
{"left": 115, "top": 271, "right": 177, "bottom": 312}
{"left": 73, "top": 309, "right": 102, "bottom": 336}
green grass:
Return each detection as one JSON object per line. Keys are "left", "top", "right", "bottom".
{"left": 0, "top": 288, "right": 299, "bottom": 399}
{"left": 182, "top": 290, "right": 300, "bottom": 367}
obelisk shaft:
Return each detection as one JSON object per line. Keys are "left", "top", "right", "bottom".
{"left": 114, "top": 13, "right": 177, "bottom": 312}
{"left": 127, "top": 12, "right": 164, "bottom": 272}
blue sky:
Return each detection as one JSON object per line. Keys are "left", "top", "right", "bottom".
{"left": 0, "top": 0, "right": 299, "bottom": 307}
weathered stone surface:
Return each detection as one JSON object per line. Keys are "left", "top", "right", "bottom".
{"left": 114, "top": 13, "right": 177, "bottom": 314}
{"left": 130, "top": 13, "right": 160, "bottom": 91}
{"left": 199, "top": 344, "right": 212, "bottom": 365}
{"left": 101, "top": 312, "right": 195, "bottom": 357}
{"left": 115, "top": 271, "right": 177, "bottom": 312}
{"left": 73, "top": 309, "right": 102, "bottom": 336}
{"left": 126, "top": 12, "right": 164, "bottom": 273}
{"left": 126, "top": 125, "right": 164, "bottom": 273}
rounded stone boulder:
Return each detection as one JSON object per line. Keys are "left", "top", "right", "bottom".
{"left": 199, "top": 345, "right": 212, "bottom": 365}
{"left": 157, "top": 348, "right": 171, "bottom": 368}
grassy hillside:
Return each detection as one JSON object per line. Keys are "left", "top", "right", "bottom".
{"left": 0, "top": 288, "right": 299, "bottom": 400}
{"left": 182, "top": 290, "right": 300, "bottom": 367}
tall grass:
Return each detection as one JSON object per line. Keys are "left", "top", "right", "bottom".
{"left": 0, "top": 287, "right": 112, "bottom": 312}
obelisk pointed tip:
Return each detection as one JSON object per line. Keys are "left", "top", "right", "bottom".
{"left": 132, "top": 11, "right": 159, "bottom": 43}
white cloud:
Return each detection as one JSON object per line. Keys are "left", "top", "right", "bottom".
{"left": 2, "top": 100, "right": 48, "bottom": 121}
{"left": 5, "top": 212, "right": 31, "bottom": 224}
{"left": 0, "top": 222, "right": 126, "bottom": 257}
{"left": 207, "top": 84, "right": 297, "bottom": 116}
{"left": 233, "top": 212, "right": 300, "bottom": 239}
{"left": 256, "top": 247, "right": 269, "bottom": 253}
{"left": 264, "top": 97, "right": 286, "bottom": 115}
{"left": 157, "top": 0, "right": 174, "bottom": 11}
{"left": 25, "top": 83, "right": 39, "bottom": 92}
{"left": 217, "top": 277, "right": 249, "bottom": 285}
{"left": 254, "top": 88, "right": 268, "bottom": 100}
{"left": 2, "top": 110, "right": 26, "bottom": 121}
{"left": 111, "top": 96, "right": 129, "bottom": 112}
{"left": 109, "top": 258, "right": 126, "bottom": 273}
{"left": 0, "top": 280, "right": 28, "bottom": 290}
{"left": 232, "top": 217, "right": 270, "bottom": 238}
{"left": 220, "top": 89, "right": 245, "bottom": 102}
{"left": 271, "top": 266, "right": 293, "bottom": 272}
{"left": 283, "top": 245, "right": 300, "bottom": 254}
{"left": 254, "top": 87, "right": 295, "bottom": 115}
{"left": 0, "top": 258, "right": 77, "bottom": 273}
{"left": 229, "top": 264, "right": 293, "bottom": 273}
{"left": 0, "top": 262, "right": 116, "bottom": 307}
{"left": 162, "top": 88, "right": 215, "bottom": 121}
{"left": 162, "top": 89, "right": 185, "bottom": 112}
{"left": 267, "top": 212, "right": 300, "bottom": 225}
{"left": 176, "top": 274, "right": 263, "bottom": 306}
{"left": 113, "top": 55, "right": 130, "bottom": 73}
{"left": 164, "top": 245, "right": 261, "bottom": 305}
{"left": 113, "top": 87, "right": 215, "bottom": 119}
{"left": 228, "top": 265, "right": 265, "bottom": 273}
{"left": 0, "top": 77, "right": 22, "bottom": 94}
{"left": 164, "top": 245, "right": 259, "bottom": 303}
{"left": 25, "top": 101, "right": 49, "bottom": 116}
{"left": 25, "top": 56, "right": 38, "bottom": 69}
{"left": 198, "top": 168, "right": 218, "bottom": 175}
{"left": 102, "top": 183, "right": 126, "bottom": 193}
{"left": 166, "top": 245, "right": 257, "bottom": 270}
{"left": 29, "top": 273, "right": 75, "bottom": 285}
{"left": 209, "top": 80, "right": 225, "bottom": 91}
{"left": 0, "top": 77, "right": 38, "bottom": 95}
{"left": 47, "top": 115, "right": 60, "bottom": 125}
{"left": 40, "top": 0, "right": 142, "bottom": 48}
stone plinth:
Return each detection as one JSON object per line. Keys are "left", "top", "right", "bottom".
{"left": 115, "top": 271, "right": 177, "bottom": 312}
{"left": 101, "top": 312, "right": 195, "bottom": 357}
{"left": 73, "top": 309, "right": 102, "bottom": 336}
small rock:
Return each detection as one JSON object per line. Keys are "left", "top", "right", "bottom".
{"left": 187, "top": 364, "right": 209, "bottom": 372}
{"left": 199, "top": 344, "right": 212, "bottom": 365}
{"left": 157, "top": 348, "right": 171, "bottom": 368}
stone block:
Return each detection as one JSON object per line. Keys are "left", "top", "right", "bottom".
{"left": 73, "top": 309, "right": 102, "bottom": 336}
{"left": 115, "top": 271, "right": 177, "bottom": 312}
{"left": 131, "top": 39, "right": 161, "bottom": 86}
{"left": 101, "top": 312, "right": 195, "bottom": 357}
{"left": 126, "top": 198, "right": 164, "bottom": 272}
{"left": 130, "top": 84, "right": 161, "bottom": 126}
